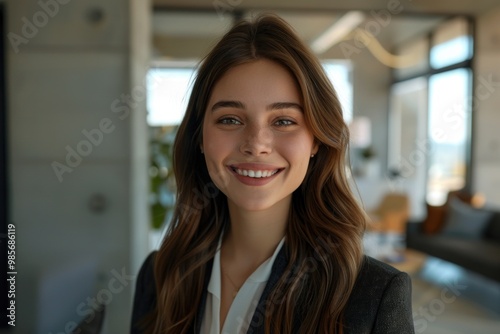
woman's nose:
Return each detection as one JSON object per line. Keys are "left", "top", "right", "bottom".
{"left": 239, "top": 125, "right": 273, "bottom": 156}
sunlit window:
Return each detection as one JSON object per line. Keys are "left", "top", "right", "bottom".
{"left": 147, "top": 66, "right": 196, "bottom": 126}
{"left": 427, "top": 68, "right": 471, "bottom": 205}
{"left": 430, "top": 17, "right": 472, "bottom": 69}
{"left": 323, "top": 61, "right": 353, "bottom": 124}
{"left": 389, "top": 16, "right": 473, "bottom": 208}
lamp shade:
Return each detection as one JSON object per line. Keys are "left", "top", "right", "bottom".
{"left": 349, "top": 116, "right": 372, "bottom": 148}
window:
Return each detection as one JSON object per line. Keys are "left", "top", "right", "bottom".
{"left": 389, "top": 16, "right": 473, "bottom": 208}
{"left": 430, "top": 17, "right": 473, "bottom": 69}
{"left": 147, "top": 65, "right": 196, "bottom": 127}
{"left": 323, "top": 61, "right": 353, "bottom": 124}
{"left": 427, "top": 68, "right": 471, "bottom": 204}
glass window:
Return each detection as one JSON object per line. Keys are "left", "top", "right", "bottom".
{"left": 427, "top": 68, "right": 472, "bottom": 205}
{"left": 147, "top": 66, "right": 196, "bottom": 126}
{"left": 323, "top": 61, "right": 353, "bottom": 124}
{"left": 430, "top": 17, "right": 472, "bottom": 69}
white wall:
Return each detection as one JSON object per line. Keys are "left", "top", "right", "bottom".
{"left": 351, "top": 50, "right": 391, "bottom": 175}
{"left": 4, "top": 0, "right": 150, "bottom": 332}
{"left": 473, "top": 6, "right": 500, "bottom": 208}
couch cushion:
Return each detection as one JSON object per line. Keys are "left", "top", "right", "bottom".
{"left": 420, "top": 190, "right": 474, "bottom": 235}
{"left": 422, "top": 203, "right": 447, "bottom": 234}
{"left": 441, "top": 197, "right": 493, "bottom": 239}
{"left": 407, "top": 234, "right": 500, "bottom": 282}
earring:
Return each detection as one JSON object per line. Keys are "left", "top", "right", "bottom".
{"left": 200, "top": 147, "right": 204, "bottom": 154}
{"left": 311, "top": 154, "right": 315, "bottom": 158}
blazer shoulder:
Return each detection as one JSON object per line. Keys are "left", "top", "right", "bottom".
{"left": 344, "top": 256, "right": 415, "bottom": 334}
{"left": 351, "top": 255, "right": 410, "bottom": 302}
{"left": 359, "top": 255, "right": 407, "bottom": 282}
{"left": 130, "top": 251, "right": 157, "bottom": 333}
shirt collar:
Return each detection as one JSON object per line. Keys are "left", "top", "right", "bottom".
{"left": 206, "top": 234, "right": 286, "bottom": 298}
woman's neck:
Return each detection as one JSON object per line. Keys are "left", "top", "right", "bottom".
{"left": 222, "top": 197, "right": 289, "bottom": 269}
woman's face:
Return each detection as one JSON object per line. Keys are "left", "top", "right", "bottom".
{"left": 202, "top": 59, "right": 318, "bottom": 213}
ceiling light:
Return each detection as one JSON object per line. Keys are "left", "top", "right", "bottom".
{"left": 311, "top": 11, "right": 366, "bottom": 54}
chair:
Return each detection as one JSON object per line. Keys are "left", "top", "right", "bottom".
{"left": 367, "top": 192, "right": 410, "bottom": 234}
{"left": 365, "top": 192, "right": 410, "bottom": 261}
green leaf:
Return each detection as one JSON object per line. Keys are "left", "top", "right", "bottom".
{"left": 151, "top": 202, "right": 167, "bottom": 229}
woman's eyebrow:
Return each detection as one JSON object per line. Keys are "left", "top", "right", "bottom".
{"left": 210, "top": 100, "right": 303, "bottom": 112}
{"left": 268, "top": 102, "right": 303, "bottom": 112}
{"left": 211, "top": 100, "right": 245, "bottom": 112}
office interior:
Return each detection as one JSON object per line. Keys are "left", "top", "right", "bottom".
{"left": 1, "top": 0, "right": 500, "bottom": 333}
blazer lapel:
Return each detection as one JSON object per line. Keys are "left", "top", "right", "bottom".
{"left": 193, "top": 258, "right": 214, "bottom": 333}
{"left": 246, "top": 246, "right": 289, "bottom": 334}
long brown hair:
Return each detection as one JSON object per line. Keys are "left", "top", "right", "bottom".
{"left": 149, "top": 13, "right": 366, "bottom": 333}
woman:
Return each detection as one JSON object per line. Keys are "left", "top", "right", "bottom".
{"left": 131, "top": 14, "right": 414, "bottom": 334}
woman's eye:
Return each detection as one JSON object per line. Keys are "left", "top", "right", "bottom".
{"left": 217, "top": 117, "right": 242, "bottom": 125}
{"left": 274, "top": 119, "right": 295, "bottom": 127}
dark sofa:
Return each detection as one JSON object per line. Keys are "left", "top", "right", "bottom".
{"left": 406, "top": 204, "right": 500, "bottom": 283}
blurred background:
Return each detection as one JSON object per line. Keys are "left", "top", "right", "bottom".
{"left": 1, "top": 0, "right": 500, "bottom": 333}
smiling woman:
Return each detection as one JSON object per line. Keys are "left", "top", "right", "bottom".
{"left": 131, "top": 13, "right": 415, "bottom": 334}
{"left": 202, "top": 59, "right": 317, "bottom": 214}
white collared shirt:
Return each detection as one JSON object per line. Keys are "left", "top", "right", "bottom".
{"left": 200, "top": 236, "right": 285, "bottom": 334}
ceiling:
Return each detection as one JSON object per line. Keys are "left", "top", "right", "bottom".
{"left": 153, "top": 0, "right": 500, "bottom": 16}
{"left": 151, "top": 0, "right": 497, "bottom": 60}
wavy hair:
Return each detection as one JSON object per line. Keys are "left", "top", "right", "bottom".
{"left": 148, "top": 13, "right": 366, "bottom": 333}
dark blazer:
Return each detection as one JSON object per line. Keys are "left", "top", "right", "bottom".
{"left": 131, "top": 248, "right": 415, "bottom": 333}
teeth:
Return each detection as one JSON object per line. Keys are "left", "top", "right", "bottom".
{"left": 235, "top": 169, "right": 279, "bottom": 178}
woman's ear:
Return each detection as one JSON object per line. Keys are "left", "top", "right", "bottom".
{"left": 311, "top": 142, "right": 319, "bottom": 156}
